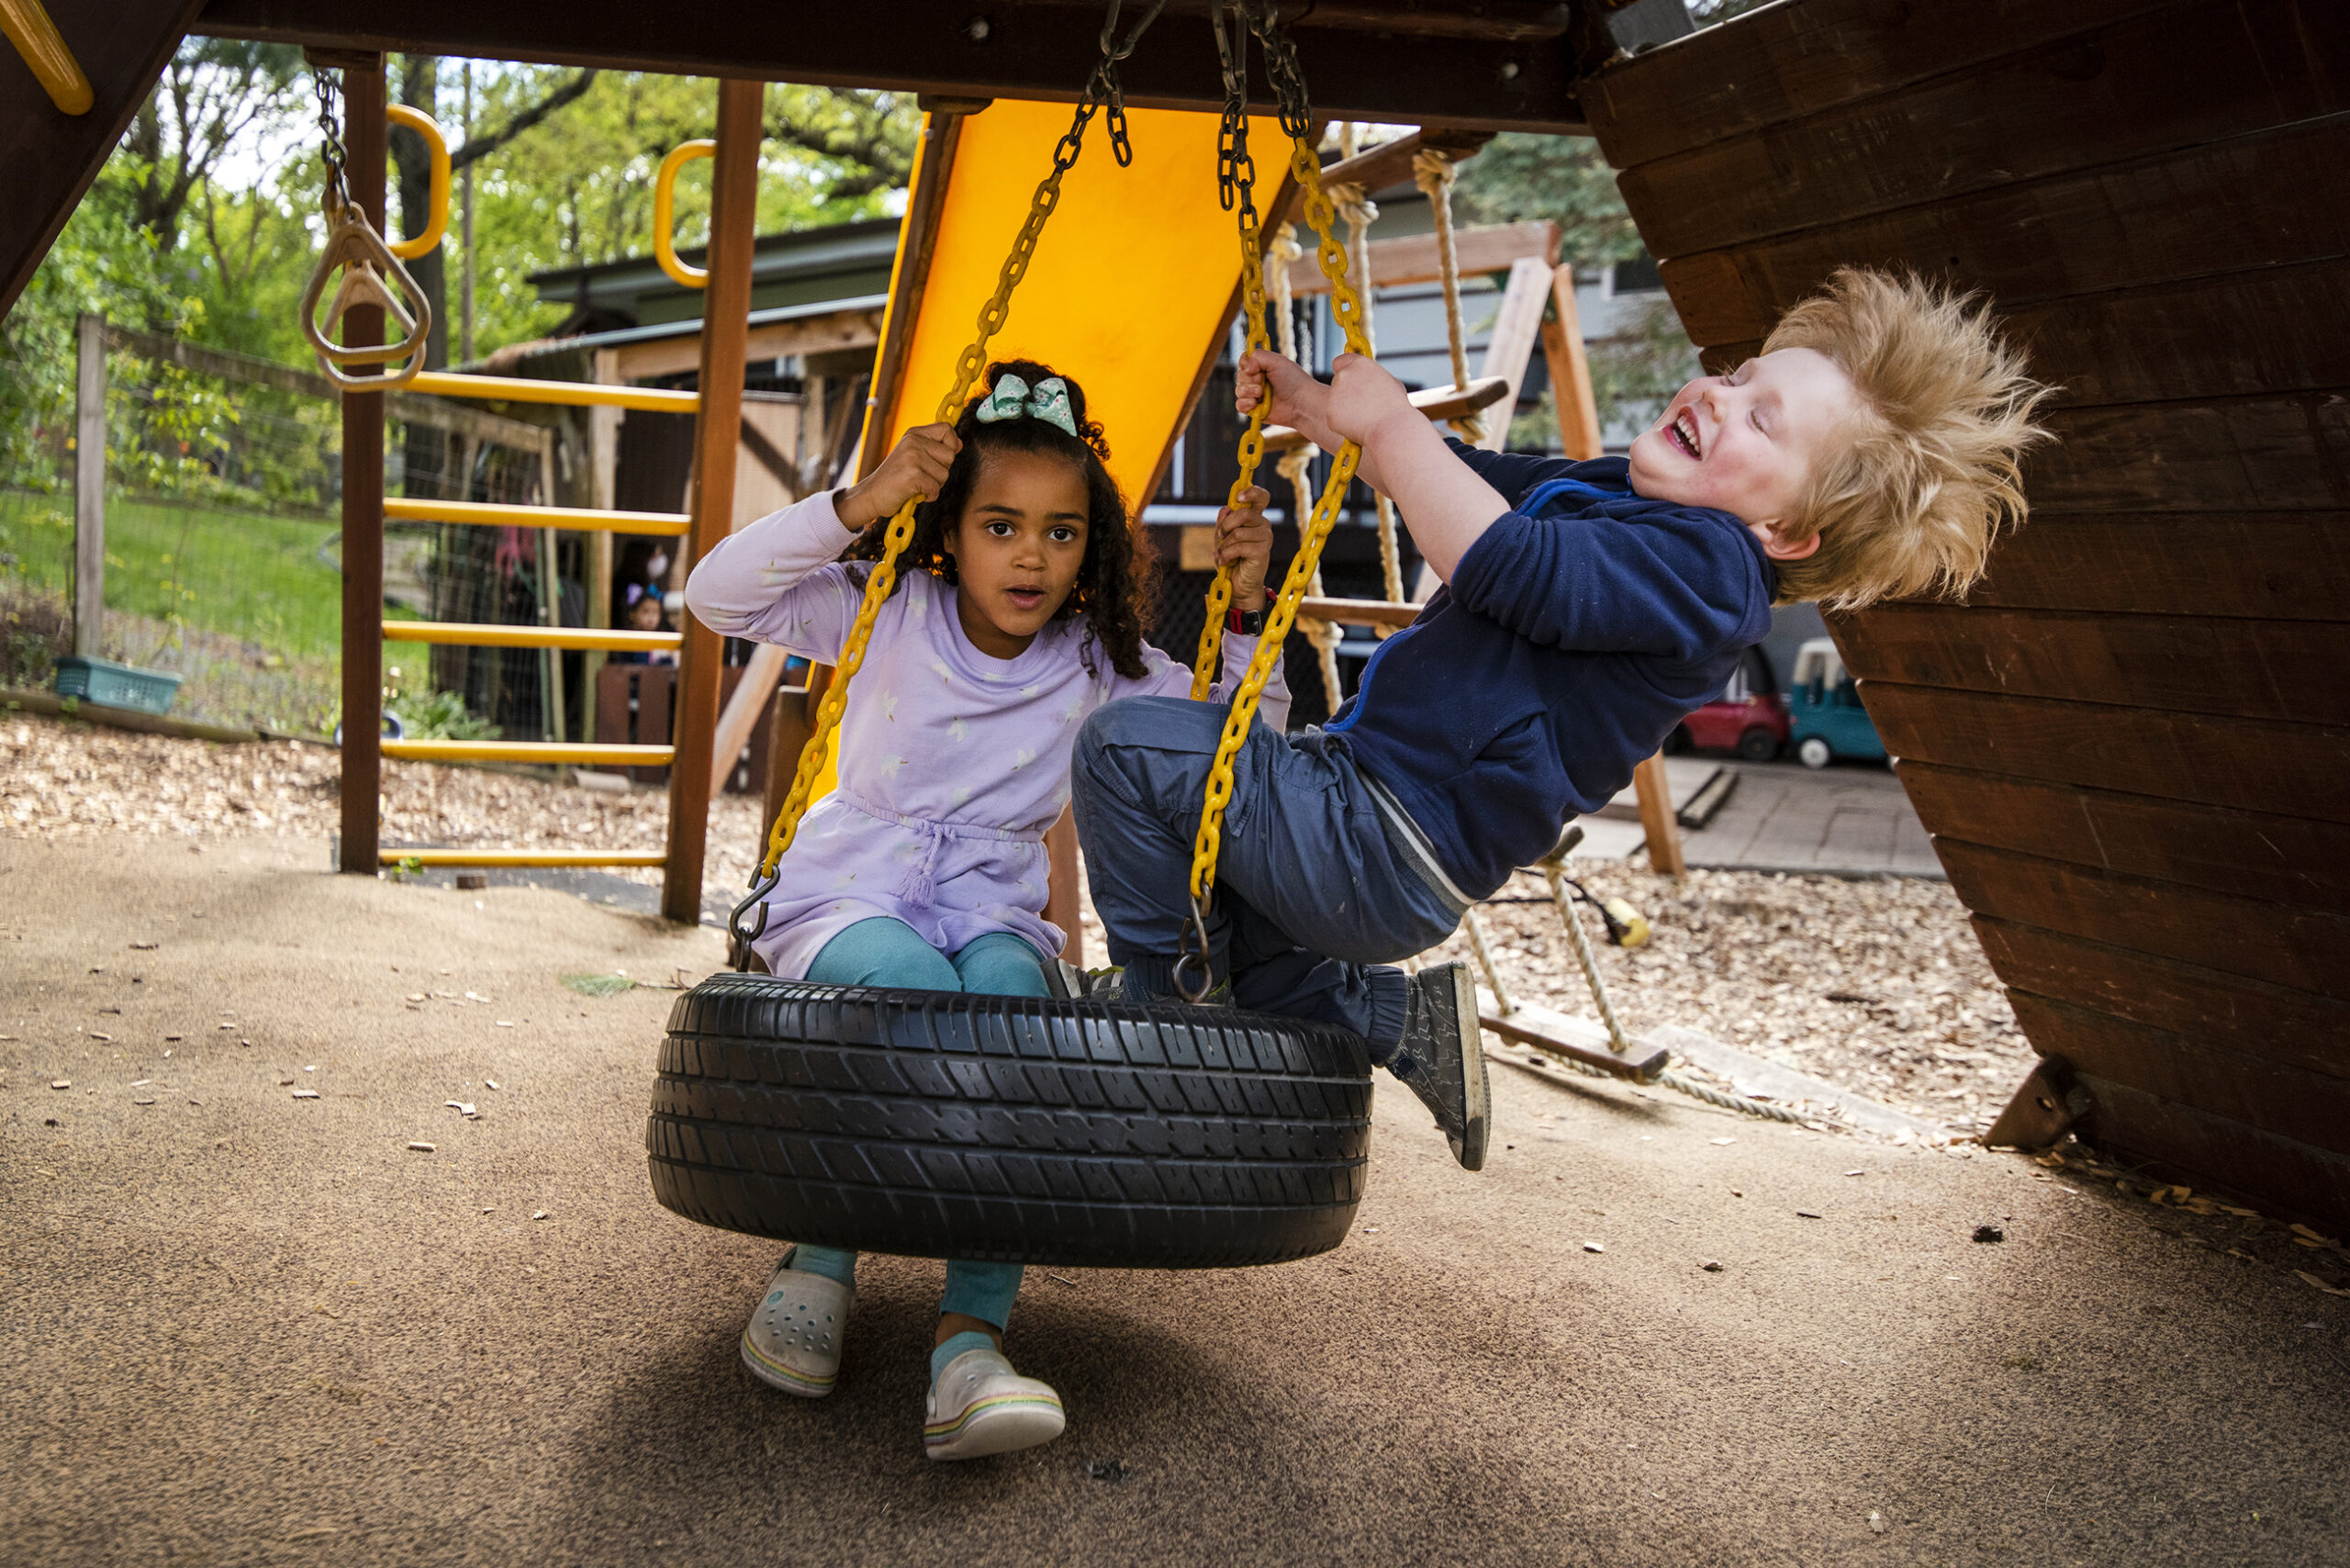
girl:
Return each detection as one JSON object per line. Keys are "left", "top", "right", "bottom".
{"left": 684, "top": 359, "right": 1284, "bottom": 1461}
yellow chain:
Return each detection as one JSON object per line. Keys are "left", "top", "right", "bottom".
{"left": 1190, "top": 200, "right": 1271, "bottom": 698}
{"left": 755, "top": 144, "right": 1085, "bottom": 880}
{"left": 1186, "top": 137, "right": 1371, "bottom": 907}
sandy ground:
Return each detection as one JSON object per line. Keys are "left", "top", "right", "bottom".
{"left": 4, "top": 712, "right": 2026, "bottom": 1129}
{"left": 3, "top": 834, "right": 2346, "bottom": 1567}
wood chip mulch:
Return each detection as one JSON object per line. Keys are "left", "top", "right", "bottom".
{"left": 4, "top": 711, "right": 2033, "bottom": 1130}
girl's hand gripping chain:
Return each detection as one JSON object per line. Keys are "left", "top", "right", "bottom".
{"left": 839, "top": 424, "right": 962, "bottom": 532}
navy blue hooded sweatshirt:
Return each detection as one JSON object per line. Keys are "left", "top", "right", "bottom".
{"left": 1325, "top": 442, "right": 1775, "bottom": 899}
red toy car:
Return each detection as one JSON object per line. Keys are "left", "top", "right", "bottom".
{"left": 1666, "top": 647, "right": 1788, "bottom": 761}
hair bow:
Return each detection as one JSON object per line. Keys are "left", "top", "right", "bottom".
{"left": 974, "top": 373, "right": 1079, "bottom": 438}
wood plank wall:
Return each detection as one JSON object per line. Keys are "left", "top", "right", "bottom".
{"left": 1583, "top": 0, "right": 2350, "bottom": 1227}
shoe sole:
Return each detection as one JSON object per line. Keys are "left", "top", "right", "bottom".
{"left": 1445, "top": 961, "right": 1491, "bottom": 1171}
{"left": 740, "top": 1329, "right": 837, "bottom": 1398}
{"left": 923, "top": 1393, "right": 1067, "bottom": 1461}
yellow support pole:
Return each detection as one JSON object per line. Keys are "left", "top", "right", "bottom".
{"left": 377, "top": 847, "right": 668, "bottom": 868}
{"left": 383, "top": 620, "right": 682, "bottom": 654}
{"left": 0, "top": 0, "right": 92, "bottom": 115}
{"left": 382, "top": 739, "right": 675, "bottom": 767}
{"left": 404, "top": 371, "right": 699, "bottom": 413}
{"left": 383, "top": 497, "right": 691, "bottom": 535}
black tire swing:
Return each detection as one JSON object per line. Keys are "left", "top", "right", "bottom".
{"left": 646, "top": 2, "right": 1387, "bottom": 1269}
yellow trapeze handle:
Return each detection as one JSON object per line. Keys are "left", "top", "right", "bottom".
{"left": 1186, "top": 136, "right": 1374, "bottom": 912}
{"left": 0, "top": 0, "right": 92, "bottom": 115}
{"left": 386, "top": 105, "right": 450, "bottom": 260}
{"left": 655, "top": 140, "right": 716, "bottom": 289}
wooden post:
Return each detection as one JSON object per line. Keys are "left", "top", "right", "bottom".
{"left": 1475, "top": 255, "right": 1554, "bottom": 453}
{"left": 1046, "top": 807, "right": 1082, "bottom": 967}
{"left": 71, "top": 311, "right": 104, "bottom": 658}
{"left": 584, "top": 348, "right": 621, "bottom": 733}
{"left": 1541, "top": 264, "right": 1603, "bottom": 461}
{"left": 1631, "top": 752, "right": 1685, "bottom": 877}
{"left": 662, "top": 76, "right": 762, "bottom": 924}
{"left": 338, "top": 57, "right": 388, "bottom": 876}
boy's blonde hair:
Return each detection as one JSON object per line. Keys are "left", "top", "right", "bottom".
{"left": 1763, "top": 267, "right": 2053, "bottom": 609}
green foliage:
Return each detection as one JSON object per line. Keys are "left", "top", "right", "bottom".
{"left": 1455, "top": 134, "right": 1644, "bottom": 277}
{"left": 561, "top": 972, "right": 638, "bottom": 998}
{"left": 384, "top": 680, "right": 498, "bottom": 742}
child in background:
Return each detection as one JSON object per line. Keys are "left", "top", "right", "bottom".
{"left": 1073, "top": 267, "right": 2053, "bottom": 1170}
{"left": 684, "top": 359, "right": 1284, "bottom": 1461}
{"left": 613, "top": 583, "right": 677, "bottom": 665}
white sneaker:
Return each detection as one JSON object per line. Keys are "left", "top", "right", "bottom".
{"left": 923, "top": 1346, "right": 1066, "bottom": 1461}
{"left": 740, "top": 1252, "right": 853, "bottom": 1398}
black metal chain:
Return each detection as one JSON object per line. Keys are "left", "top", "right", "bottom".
{"left": 1074, "top": 0, "right": 1170, "bottom": 169}
{"left": 1241, "top": 1, "right": 1315, "bottom": 140}
{"left": 1211, "top": 2, "right": 1259, "bottom": 223}
{"left": 312, "top": 68, "right": 352, "bottom": 216}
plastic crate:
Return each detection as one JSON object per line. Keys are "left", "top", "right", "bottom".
{"left": 52, "top": 655, "right": 183, "bottom": 716}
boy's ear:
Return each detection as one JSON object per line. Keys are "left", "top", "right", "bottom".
{"left": 1757, "top": 521, "right": 1822, "bottom": 562}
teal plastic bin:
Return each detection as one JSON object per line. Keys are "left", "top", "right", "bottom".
{"left": 53, "top": 655, "right": 183, "bottom": 716}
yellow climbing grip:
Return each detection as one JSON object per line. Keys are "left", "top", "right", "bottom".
{"left": 655, "top": 140, "right": 716, "bottom": 289}
{"left": 386, "top": 105, "right": 450, "bottom": 261}
{"left": 1186, "top": 137, "right": 1373, "bottom": 911}
{"left": 0, "top": 0, "right": 92, "bottom": 116}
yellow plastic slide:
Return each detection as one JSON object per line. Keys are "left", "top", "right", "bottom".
{"left": 805, "top": 99, "right": 1285, "bottom": 799}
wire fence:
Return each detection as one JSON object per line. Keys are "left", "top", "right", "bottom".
{"left": 0, "top": 322, "right": 562, "bottom": 736}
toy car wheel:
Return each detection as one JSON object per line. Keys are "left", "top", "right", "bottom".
{"left": 646, "top": 973, "right": 1375, "bottom": 1270}
{"left": 1797, "top": 735, "right": 1833, "bottom": 769}
{"left": 1736, "top": 726, "right": 1779, "bottom": 762}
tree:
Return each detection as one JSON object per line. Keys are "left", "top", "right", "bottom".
{"left": 117, "top": 39, "right": 307, "bottom": 252}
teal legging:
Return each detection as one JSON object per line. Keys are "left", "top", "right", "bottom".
{"left": 794, "top": 917, "right": 1046, "bottom": 1328}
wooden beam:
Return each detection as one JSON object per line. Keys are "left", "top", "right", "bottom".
{"left": 191, "top": 0, "right": 1589, "bottom": 135}
{"left": 610, "top": 307, "right": 885, "bottom": 385}
{"left": 859, "top": 107, "right": 968, "bottom": 480}
{"left": 661, "top": 76, "right": 762, "bottom": 925}
{"left": 338, "top": 55, "right": 387, "bottom": 876}
{"left": 1631, "top": 753, "right": 1684, "bottom": 876}
{"left": 1, "top": 0, "right": 200, "bottom": 319}
{"left": 1281, "top": 219, "right": 1558, "bottom": 298}
{"left": 1475, "top": 255, "right": 1552, "bottom": 452}
{"left": 1541, "top": 264, "right": 1603, "bottom": 460}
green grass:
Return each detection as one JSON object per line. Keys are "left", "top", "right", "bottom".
{"left": 0, "top": 488, "right": 344, "bottom": 660}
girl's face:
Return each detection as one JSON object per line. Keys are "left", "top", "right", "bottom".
{"left": 947, "top": 447, "right": 1090, "bottom": 661}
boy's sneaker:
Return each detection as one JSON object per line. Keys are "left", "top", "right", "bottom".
{"left": 923, "top": 1346, "right": 1066, "bottom": 1461}
{"left": 1389, "top": 961, "right": 1490, "bottom": 1171}
{"left": 740, "top": 1249, "right": 853, "bottom": 1397}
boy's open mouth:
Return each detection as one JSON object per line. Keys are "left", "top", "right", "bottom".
{"left": 1670, "top": 408, "right": 1702, "bottom": 459}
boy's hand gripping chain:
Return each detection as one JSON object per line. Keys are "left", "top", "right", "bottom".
{"left": 1176, "top": 14, "right": 1372, "bottom": 1000}
{"left": 729, "top": 0, "right": 1166, "bottom": 969}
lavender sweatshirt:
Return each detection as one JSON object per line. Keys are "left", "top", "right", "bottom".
{"left": 686, "top": 489, "right": 1289, "bottom": 979}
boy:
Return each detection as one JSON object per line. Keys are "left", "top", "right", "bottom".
{"left": 1071, "top": 267, "right": 2052, "bottom": 1170}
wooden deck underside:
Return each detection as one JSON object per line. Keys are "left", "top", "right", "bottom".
{"left": 1588, "top": 0, "right": 2350, "bottom": 1226}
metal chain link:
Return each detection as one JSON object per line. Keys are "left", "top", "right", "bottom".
{"left": 733, "top": 4, "right": 1162, "bottom": 961}
{"left": 313, "top": 68, "right": 352, "bottom": 218}
{"left": 1178, "top": 71, "right": 1376, "bottom": 996}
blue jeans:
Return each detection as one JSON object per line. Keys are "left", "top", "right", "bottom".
{"left": 798, "top": 916, "right": 1044, "bottom": 1327}
{"left": 1069, "top": 696, "right": 1462, "bottom": 1053}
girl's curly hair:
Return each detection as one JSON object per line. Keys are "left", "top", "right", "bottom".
{"left": 840, "top": 359, "right": 1157, "bottom": 678}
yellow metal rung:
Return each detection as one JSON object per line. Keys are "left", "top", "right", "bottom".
{"left": 383, "top": 620, "right": 684, "bottom": 653}
{"left": 378, "top": 847, "right": 669, "bottom": 868}
{"left": 384, "top": 497, "right": 691, "bottom": 535}
{"left": 382, "top": 740, "right": 675, "bottom": 767}
{"left": 405, "top": 370, "right": 699, "bottom": 413}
